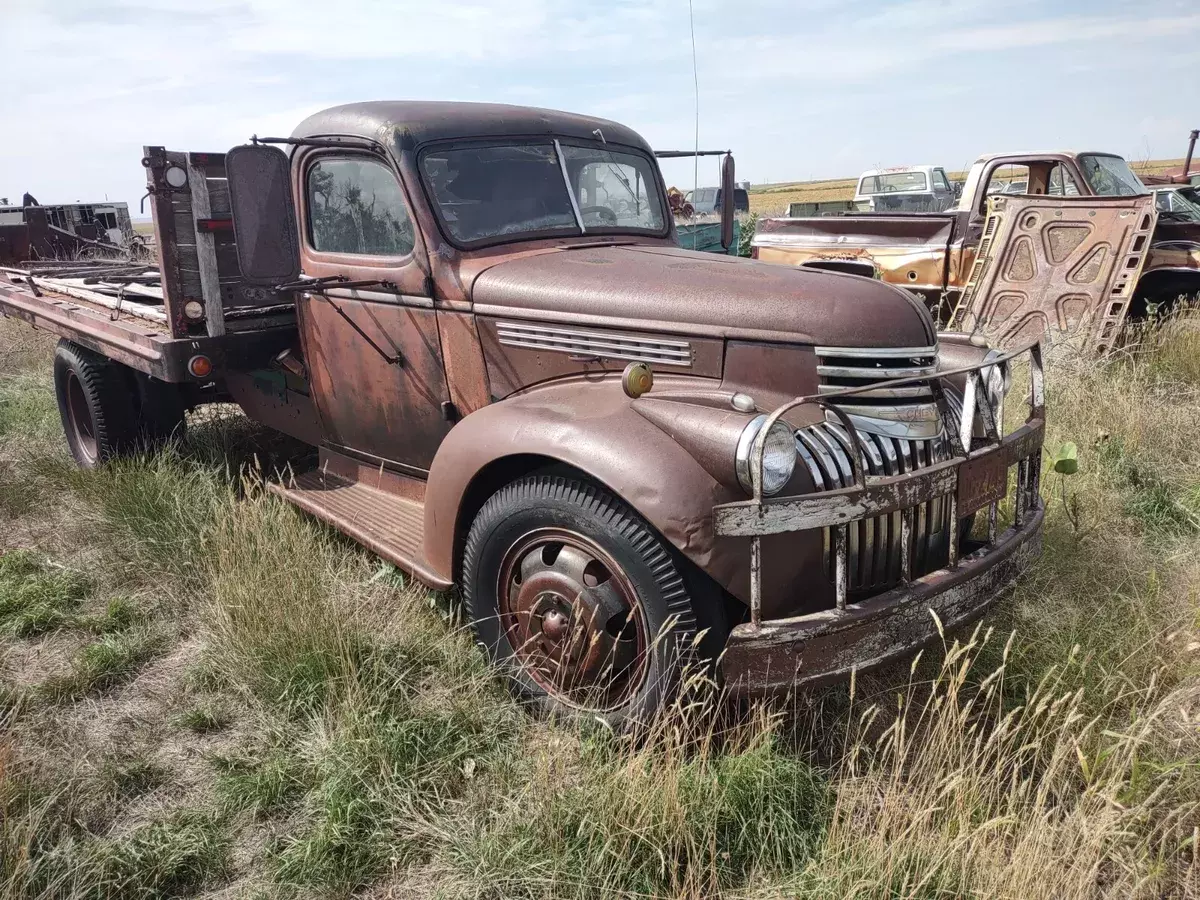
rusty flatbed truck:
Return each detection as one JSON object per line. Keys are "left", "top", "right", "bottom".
{"left": 0, "top": 102, "right": 1046, "bottom": 724}
{"left": 754, "top": 150, "right": 1200, "bottom": 350}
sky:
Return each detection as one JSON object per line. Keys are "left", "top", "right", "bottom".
{"left": 1, "top": 0, "right": 1197, "bottom": 211}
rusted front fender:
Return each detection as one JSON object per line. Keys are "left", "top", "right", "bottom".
{"left": 422, "top": 380, "right": 802, "bottom": 601}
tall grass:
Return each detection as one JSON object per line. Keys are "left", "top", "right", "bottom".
{"left": 2, "top": 312, "right": 1199, "bottom": 898}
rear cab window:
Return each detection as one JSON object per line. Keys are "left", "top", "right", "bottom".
{"left": 858, "top": 171, "right": 929, "bottom": 195}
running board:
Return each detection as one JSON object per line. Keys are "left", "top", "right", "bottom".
{"left": 267, "top": 469, "right": 451, "bottom": 590}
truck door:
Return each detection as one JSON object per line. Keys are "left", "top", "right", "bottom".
{"left": 295, "top": 151, "right": 452, "bottom": 472}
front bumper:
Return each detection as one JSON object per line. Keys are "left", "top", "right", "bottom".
{"left": 713, "top": 340, "right": 1047, "bottom": 696}
{"left": 721, "top": 505, "right": 1043, "bottom": 695}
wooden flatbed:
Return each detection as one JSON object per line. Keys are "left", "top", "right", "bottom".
{"left": 0, "top": 145, "right": 300, "bottom": 384}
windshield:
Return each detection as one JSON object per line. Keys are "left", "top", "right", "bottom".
{"left": 858, "top": 171, "right": 928, "bottom": 195}
{"left": 420, "top": 141, "right": 666, "bottom": 246}
{"left": 1156, "top": 187, "right": 1200, "bottom": 222}
{"left": 1079, "top": 155, "right": 1146, "bottom": 197}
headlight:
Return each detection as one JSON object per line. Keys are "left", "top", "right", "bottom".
{"left": 982, "top": 350, "right": 1012, "bottom": 411}
{"left": 735, "top": 415, "right": 797, "bottom": 496}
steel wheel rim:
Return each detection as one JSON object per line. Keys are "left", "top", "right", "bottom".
{"left": 65, "top": 371, "right": 97, "bottom": 463}
{"left": 496, "top": 527, "right": 650, "bottom": 710}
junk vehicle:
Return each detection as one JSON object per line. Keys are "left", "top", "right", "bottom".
{"left": 1142, "top": 130, "right": 1199, "bottom": 187}
{"left": 782, "top": 165, "right": 956, "bottom": 218}
{"left": 685, "top": 184, "right": 750, "bottom": 214}
{"left": 0, "top": 200, "right": 136, "bottom": 266}
{"left": 753, "top": 150, "right": 1200, "bottom": 350}
{"left": 660, "top": 149, "right": 744, "bottom": 255}
{"left": 853, "top": 165, "right": 957, "bottom": 212}
{"left": 0, "top": 102, "right": 1046, "bottom": 725}
{"left": 1151, "top": 185, "right": 1200, "bottom": 223}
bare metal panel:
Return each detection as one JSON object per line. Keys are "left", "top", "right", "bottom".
{"left": 953, "top": 194, "right": 1156, "bottom": 349}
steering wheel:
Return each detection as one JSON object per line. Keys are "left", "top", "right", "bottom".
{"left": 578, "top": 206, "right": 618, "bottom": 226}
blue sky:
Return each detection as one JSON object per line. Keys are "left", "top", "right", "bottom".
{"left": 1, "top": 0, "right": 1197, "bottom": 210}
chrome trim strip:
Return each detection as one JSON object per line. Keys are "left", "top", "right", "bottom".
{"left": 817, "top": 363, "right": 938, "bottom": 379}
{"left": 815, "top": 345, "right": 937, "bottom": 357}
{"left": 496, "top": 322, "right": 693, "bottom": 367}
{"left": 818, "top": 384, "right": 933, "bottom": 399}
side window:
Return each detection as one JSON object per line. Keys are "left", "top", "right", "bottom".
{"left": 1048, "top": 164, "right": 1081, "bottom": 196}
{"left": 982, "top": 165, "right": 1030, "bottom": 209}
{"left": 307, "top": 157, "right": 415, "bottom": 256}
{"left": 933, "top": 169, "right": 950, "bottom": 191}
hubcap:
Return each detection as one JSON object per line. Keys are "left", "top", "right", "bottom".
{"left": 497, "top": 527, "right": 648, "bottom": 709}
{"left": 65, "top": 371, "right": 97, "bottom": 463}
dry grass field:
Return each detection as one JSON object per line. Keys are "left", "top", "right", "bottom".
{"left": 2, "top": 310, "right": 1200, "bottom": 898}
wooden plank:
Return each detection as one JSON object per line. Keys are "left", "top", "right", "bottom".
{"left": 187, "top": 154, "right": 225, "bottom": 337}
{"left": 28, "top": 277, "right": 168, "bottom": 323}
{"left": 144, "top": 147, "right": 189, "bottom": 337}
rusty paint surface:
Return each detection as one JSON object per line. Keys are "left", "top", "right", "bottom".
{"left": 298, "top": 292, "right": 451, "bottom": 469}
{"left": 953, "top": 194, "right": 1157, "bottom": 349}
{"left": 436, "top": 310, "right": 492, "bottom": 417}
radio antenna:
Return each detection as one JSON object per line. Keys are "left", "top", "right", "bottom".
{"left": 688, "top": 0, "right": 699, "bottom": 249}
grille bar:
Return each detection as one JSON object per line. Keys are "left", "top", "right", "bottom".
{"left": 816, "top": 344, "right": 943, "bottom": 441}
{"left": 496, "top": 322, "right": 693, "bottom": 367}
{"left": 797, "top": 419, "right": 955, "bottom": 593}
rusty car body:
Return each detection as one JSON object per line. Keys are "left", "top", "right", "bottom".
{"left": 753, "top": 150, "right": 1200, "bottom": 350}
{"left": 0, "top": 101, "right": 1045, "bottom": 724}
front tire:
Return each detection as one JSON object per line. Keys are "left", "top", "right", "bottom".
{"left": 462, "top": 475, "right": 712, "bottom": 728}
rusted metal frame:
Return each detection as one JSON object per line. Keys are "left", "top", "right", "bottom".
{"left": 718, "top": 419, "right": 1043, "bottom": 540}
{"left": 186, "top": 153, "right": 225, "bottom": 337}
{"left": 834, "top": 526, "right": 848, "bottom": 610}
{"left": 740, "top": 341, "right": 1042, "bottom": 625}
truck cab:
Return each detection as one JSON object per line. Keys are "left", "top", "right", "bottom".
{"left": 0, "top": 102, "right": 1047, "bottom": 726}
{"left": 853, "top": 165, "right": 956, "bottom": 212}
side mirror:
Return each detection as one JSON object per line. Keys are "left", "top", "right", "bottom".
{"left": 720, "top": 152, "right": 736, "bottom": 250}
{"left": 226, "top": 144, "right": 300, "bottom": 286}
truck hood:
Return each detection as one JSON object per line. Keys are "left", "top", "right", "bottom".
{"left": 468, "top": 244, "right": 936, "bottom": 347}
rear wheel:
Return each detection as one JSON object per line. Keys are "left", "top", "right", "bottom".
{"left": 462, "top": 475, "right": 721, "bottom": 728}
{"left": 53, "top": 341, "right": 138, "bottom": 468}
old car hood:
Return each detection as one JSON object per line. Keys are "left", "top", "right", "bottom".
{"left": 468, "top": 244, "right": 936, "bottom": 347}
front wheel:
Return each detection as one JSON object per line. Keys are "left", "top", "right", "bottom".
{"left": 462, "top": 475, "right": 715, "bottom": 728}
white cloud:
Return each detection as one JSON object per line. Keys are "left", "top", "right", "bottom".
{"left": 0, "top": 0, "right": 1197, "bottom": 208}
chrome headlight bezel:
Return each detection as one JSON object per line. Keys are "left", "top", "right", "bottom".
{"left": 982, "top": 349, "right": 1013, "bottom": 412}
{"left": 735, "top": 414, "right": 797, "bottom": 496}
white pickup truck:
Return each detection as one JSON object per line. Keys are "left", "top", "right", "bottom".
{"left": 853, "top": 165, "right": 957, "bottom": 212}
{"left": 784, "top": 164, "right": 957, "bottom": 217}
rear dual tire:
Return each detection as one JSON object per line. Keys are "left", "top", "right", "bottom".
{"left": 53, "top": 340, "right": 185, "bottom": 469}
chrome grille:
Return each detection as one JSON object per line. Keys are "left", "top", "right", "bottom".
{"left": 815, "top": 345, "right": 942, "bottom": 440}
{"left": 796, "top": 420, "right": 955, "bottom": 593}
